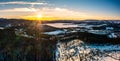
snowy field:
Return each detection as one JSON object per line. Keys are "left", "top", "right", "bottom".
{"left": 45, "top": 23, "right": 120, "bottom": 61}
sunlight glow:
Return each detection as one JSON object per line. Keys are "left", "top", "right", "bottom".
{"left": 37, "top": 13, "right": 43, "bottom": 18}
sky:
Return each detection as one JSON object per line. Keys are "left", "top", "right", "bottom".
{"left": 0, "top": 0, "right": 120, "bottom": 20}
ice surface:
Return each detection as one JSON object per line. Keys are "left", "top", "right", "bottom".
{"left": 46, "top": 23, "right": 79, "bottom": 28}
{"left": 44, "top": 30, "right": 65, "bottom": 35}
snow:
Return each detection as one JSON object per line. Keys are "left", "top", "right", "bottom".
{"left": 56, "top": 39, "right": 120, "bottom": 61}
{"left": 108, "top": 33, "right": 117, "bottom": 38}
{"left": 88, "top": 30, "right": 108, "bottom": 35}
{"left": 111, "top": 33, "right": 117, "bottom": 38}
{"left": 0, "top": 27, "right": 4, "bottom": 30}
{"left": 106, "top": 27, "right": 114, "bottom": 30}
{"left": 104, "top": 57, "right": 119, "bottom": 61}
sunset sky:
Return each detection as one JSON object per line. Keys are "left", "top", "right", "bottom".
{"left": 0, "top": 0, "right": 120, "bottom": 20}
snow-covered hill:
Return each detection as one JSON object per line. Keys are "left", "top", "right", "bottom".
{"left": 56, "top": 39, "right": 120, "bottom": 61}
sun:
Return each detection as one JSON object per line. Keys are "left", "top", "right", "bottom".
{"left": 23, "top": 13, "right": 44, "bottom": 20}
{"left": 36, "top": 13, "right": 43, "bottom": 18}
{"left": 23, "top": 13, "right": 59, "bottom": 21}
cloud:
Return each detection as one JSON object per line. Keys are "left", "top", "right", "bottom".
{"left": 38, "top": 7, "right": 88, "bottom": 19}
{"left": 0, "top": 1, "right": 46, "bottom": 5}
{"left": 0, "top": 7, "right": 89, "bottom": 19}
{"left": 0, "top": 8, "right": 37, "bottom": 12}
{"left": 1, "top": 7, "right": 119, "bottom": 20}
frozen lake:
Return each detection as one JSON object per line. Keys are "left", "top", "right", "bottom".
{"left": 45, "top": 23, "right": 79, "bottom": 28}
